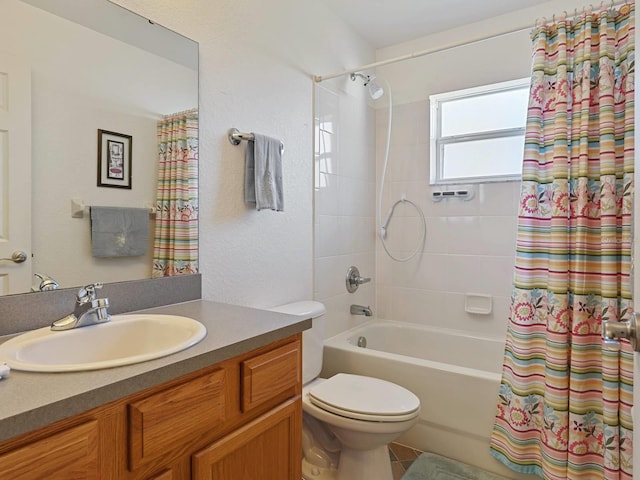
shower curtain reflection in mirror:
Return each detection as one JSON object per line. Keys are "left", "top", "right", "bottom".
{"left": 153, "top": 109, "right": 199, "bottom": 277}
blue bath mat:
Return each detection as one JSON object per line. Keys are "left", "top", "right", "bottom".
{"left": 402, "top": 453, "right": 511, "bottom": 480}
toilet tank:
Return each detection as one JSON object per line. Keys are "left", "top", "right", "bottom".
{"left": 268, "top": 301, "right": 326, "bottom": 385}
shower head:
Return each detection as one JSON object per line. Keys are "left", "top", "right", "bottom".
{"left": 350, "top": 72, "right": 384, "bottom": 99}
{"left": 368, "top": 80, "right": 384, "bottom": 100}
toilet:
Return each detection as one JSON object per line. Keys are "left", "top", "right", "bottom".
{"left": 269, "top": 301, "right": 420, "bottom": 480}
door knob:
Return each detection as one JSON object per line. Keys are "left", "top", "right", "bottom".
{"left": 602, "top": 312, "right": 640, "bottom": 352}
{"left": 0, "top": 251, "right": 27, "bottom": 264}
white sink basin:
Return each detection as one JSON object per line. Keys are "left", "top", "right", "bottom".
{"left": 0, "top": 314, "right": 207, "bottom": 372}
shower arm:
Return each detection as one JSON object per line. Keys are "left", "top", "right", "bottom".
{"left": 350, "top": 72, "right": 371, "bottom": 84}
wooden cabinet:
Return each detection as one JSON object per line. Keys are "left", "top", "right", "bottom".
{"left": 241, "top": 340, "right": 300, "bottom": 413}
{"left": 128, "top": 369, "right": 227, "bottom": 470}
{"left": 192, "top": 398, "right": 301, "bottom": 480}
{"left": 147, "top": 470, "right": 175, "bottom": 480}
{"left": 0, "top": 420, "right": 99, "bottom": 480}
{"left": 0, "top": 334, "right": 302, "bottom": 480}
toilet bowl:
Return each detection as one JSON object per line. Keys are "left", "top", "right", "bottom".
{"left": 269, "top": 301, "right": 421, "bottom": 480}
{"left": 304, "top": 375, "right": 420, "bottom": 480}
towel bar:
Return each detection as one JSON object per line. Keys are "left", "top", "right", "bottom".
{"left": 71, "top": 198, "right": 156, "bottom": 218}
{"left": 228, "top": 128, "right": 254, "bottom": 145}
{"left": 228, "top": 128, "right": 284, "bottom": 153}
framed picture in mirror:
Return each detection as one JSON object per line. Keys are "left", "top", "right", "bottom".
{"left": 98, "top": 129, "right": 132, "bottom": 189}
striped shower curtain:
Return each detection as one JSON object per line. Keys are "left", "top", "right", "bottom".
{"left": 490, "top": 4, "right": 634, "bottom": 479}
{"left": 152, "top": 109, "right": 199, "bottom": 277}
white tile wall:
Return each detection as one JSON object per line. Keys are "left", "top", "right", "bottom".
{"left": 314, "top": 85, "right": 376, "bottom": 338}
{"left": 375, "top": 100, "right": 519, "bottom": 338}
{"left": 313, "top": 17, "right": 534, "bottom": 341}
{"left": 315, "top": 85, "right": 519, "bottom": 340}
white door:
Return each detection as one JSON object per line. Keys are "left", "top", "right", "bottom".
{"left": 0, "top": 52, "right": 31, "bottom": 294}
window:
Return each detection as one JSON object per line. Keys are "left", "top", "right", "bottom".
{"left": 429, "top": 78, "right": 529, "bottom": 185}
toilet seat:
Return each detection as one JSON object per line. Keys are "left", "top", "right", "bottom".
{"left": 307, "top": 373, "right": 420, "bottom": 422}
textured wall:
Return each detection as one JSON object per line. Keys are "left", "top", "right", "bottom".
{"left": 113, "top": 0, "right": 375, "bottom": 308}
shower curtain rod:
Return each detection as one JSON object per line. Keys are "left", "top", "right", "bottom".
{"left": 313, "top": 24, "right": 531, "bottom": 83}
{"left": 313, "top": 0, "right": 628, "bottom": 83}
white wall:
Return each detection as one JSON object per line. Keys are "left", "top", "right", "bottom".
{"left": 112, "top": 0, "right": 375, "bottom": 308}
{"left": 373, "top": 0, "right": 596, "bottom": 339}
{"left": 1, "top": 0, "right": 197, "bottom": 289}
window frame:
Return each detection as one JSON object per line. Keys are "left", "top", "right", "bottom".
{"left": 429, "top": 78, "right": 529, "bottom": 185}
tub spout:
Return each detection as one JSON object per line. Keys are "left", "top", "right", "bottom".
{"left": 350, "top": 304, "right": 373, "bottom": 317}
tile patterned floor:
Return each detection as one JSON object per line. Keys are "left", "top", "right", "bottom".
{"left": 389, "top": 442, "right": 425, "bottom": 480}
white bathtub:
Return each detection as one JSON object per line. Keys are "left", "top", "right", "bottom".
{"left": 320, "top": 320, "right": 533, "bottom": 479}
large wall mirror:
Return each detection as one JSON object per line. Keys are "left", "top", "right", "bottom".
{"left": 0, "top": 0, "right": 198, "bottom": 296}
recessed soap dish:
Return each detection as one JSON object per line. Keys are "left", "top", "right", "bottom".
{"left": 465, "top": 293, "right": 492, "bottom": 315}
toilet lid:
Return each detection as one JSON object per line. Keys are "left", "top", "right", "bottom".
{"left": 307, "top": 373, "right": 420, "bottom": 422}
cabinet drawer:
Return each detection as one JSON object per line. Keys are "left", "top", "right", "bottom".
{"left": 128, "top": 369, "right": 226, "bottom": 470}
{"left": 0, "top": 420, "right": 98, "bottom": 480}
{"left": 241, "top": 339, "right": 300, "bottom": 412}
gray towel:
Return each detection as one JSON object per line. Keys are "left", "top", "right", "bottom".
{"left": 244, "top": 133, "right": 284, "bottom": 211}
{"left": 90, "top": 207, "right": 149, "bottom": 257}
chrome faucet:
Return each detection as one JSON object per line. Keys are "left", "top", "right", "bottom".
{"left": 51, "top": 283, "right": 111, "bottom": 331}
{"left": 350, "top": 304, "right": 373, "bottom": 317}
{"left": 33, "top": 273, "right": 59, "bottom": 292}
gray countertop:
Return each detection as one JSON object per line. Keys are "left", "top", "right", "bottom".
{"left": 0, "top": 300, "right": 311, "bottom": 443}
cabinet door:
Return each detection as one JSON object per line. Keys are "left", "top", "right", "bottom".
{"left": 0, "top": 420, "right": 98, "bottom": 480}
{"left": 129, "top": 369, "right": 226, "bottom": 470}
{"left": 147, "top": 470, "right": 174, "bottom": 480}
{"left": 192, "top": 398, "right": 301, "bottom": 480}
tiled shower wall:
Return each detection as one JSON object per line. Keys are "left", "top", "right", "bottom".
{"left": 314, "top": 84, "right": 376, "bottom": 339}
{"left": 314, "top": 88, "right": 522, "bottom": 341}
{"left": 371, "top": 20, "right": 535, "bottom": 339}
{"left": 314, "top": 8, "right": 553, "bottom": 341}
{"left": 375, "top": 100, "right": 520, "bottom": 338}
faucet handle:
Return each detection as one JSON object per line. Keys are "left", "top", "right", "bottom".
{"left": 77, "top": 282, "right": 104, "bottom": 303}
{"left": 346, "top": 266, "right": 372, "bottom": 293}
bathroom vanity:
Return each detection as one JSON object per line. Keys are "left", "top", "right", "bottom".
{"left": 0, "top": 300, "right": 310, "bottom": 479}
